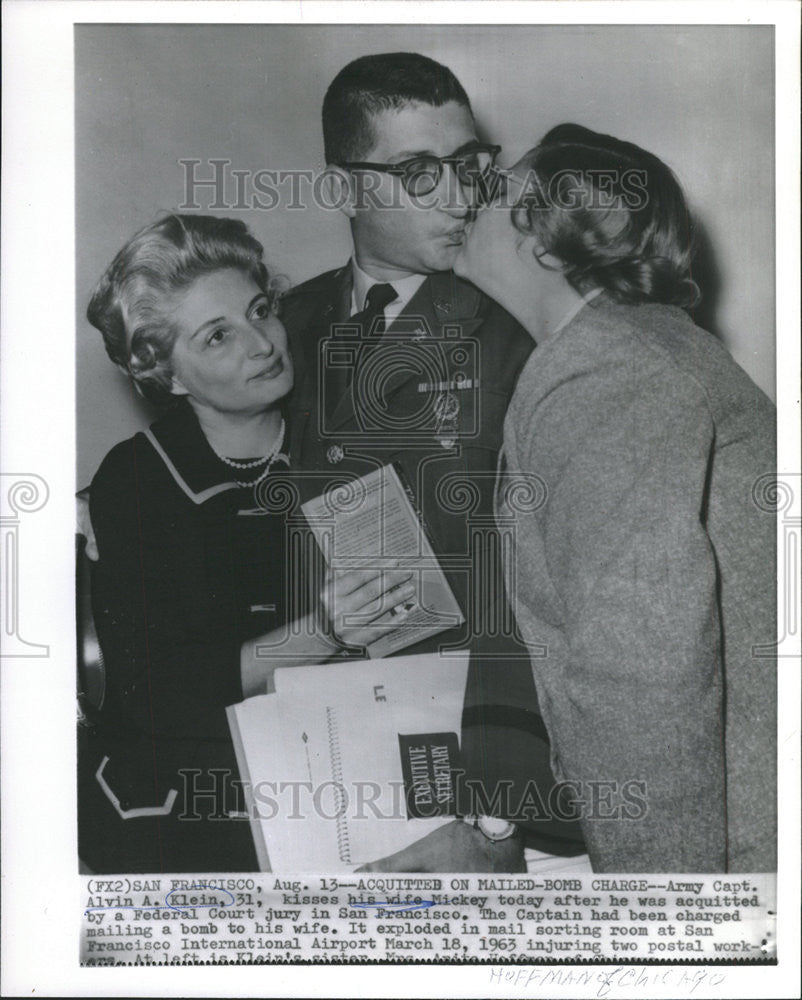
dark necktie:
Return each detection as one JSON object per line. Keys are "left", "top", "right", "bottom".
{"left": 352, "top": 282, "right": 398, "bottom": 341}
{"left": 326, "top": 282, "right": 398, "bottom": 421}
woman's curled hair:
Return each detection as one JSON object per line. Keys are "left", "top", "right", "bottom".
{"left": 87, "top": 214, "right": 274, "bottom": 402}
{"left": 512, "top": 124, "right": 700, "bottom": 308}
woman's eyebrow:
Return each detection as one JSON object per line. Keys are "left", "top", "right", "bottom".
{"left": 247, "top": 292, "right": 268, "bottom": 310}
{"left": 191, "top": 316, "right": 226, "bottom": 339}
{"left": 191, "top": 293, "right": 268, "bottom": 339}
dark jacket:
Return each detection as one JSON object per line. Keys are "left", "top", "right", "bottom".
{"left": 79, "top": 399, "right": 287, "bottom": 872}
{"left": 499, "top": 297, "right": 777, "bottom": 871}
{"left": 281, "top": 265, "right": 586, "bottom": 851}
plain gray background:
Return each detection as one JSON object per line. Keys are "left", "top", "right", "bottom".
{"left": 75, "top": 24, "right": 775, "bottom": 486}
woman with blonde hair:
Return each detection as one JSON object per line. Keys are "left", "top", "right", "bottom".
{"left": 453, "top": 124, "right": 776, "bottom": 873}
{"left": 79, "top": 214, "right": 414, "bottom": 872}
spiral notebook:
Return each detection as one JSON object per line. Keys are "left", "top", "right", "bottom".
{"left": 226, "top": 651, "right": 470, "bottom": 871}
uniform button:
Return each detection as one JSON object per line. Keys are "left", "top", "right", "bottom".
{"left": 326, "top": 444, "right": 344, "bottom": 464}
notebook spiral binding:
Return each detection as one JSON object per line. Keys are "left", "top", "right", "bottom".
{"left": 326, "top": 706, "right": 351, "bottom": 863}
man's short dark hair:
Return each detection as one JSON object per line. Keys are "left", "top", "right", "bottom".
{"left": 322, "top": 52, "right": 472, "bottom": 164}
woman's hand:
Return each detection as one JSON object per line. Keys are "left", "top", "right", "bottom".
{"left": 241, "top": 562, "right": 418, "bottom": 698}
{"left": 321, "top": 562, "right": 417, "bottom": 650}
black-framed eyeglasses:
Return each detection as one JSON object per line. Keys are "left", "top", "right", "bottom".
{"left": 338, "top": 143, "right": 502, "bottom": 199}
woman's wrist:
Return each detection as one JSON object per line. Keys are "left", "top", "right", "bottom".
{"left": 239, "top": 612, "right": 353, "bottom": 698}
{"left": 314, "top": 600, "right": 362, "bottom": 659}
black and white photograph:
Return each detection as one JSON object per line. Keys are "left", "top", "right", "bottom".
{"left": 1, "top": 2, "right": 800, "bottom": 996}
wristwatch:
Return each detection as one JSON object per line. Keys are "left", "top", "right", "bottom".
{"left": 463, "top": 814, "right": 518, "bottom": 842}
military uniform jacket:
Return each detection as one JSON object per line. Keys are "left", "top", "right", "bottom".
{"left": 281, "top": 264, "right": 586, "bottom": 851}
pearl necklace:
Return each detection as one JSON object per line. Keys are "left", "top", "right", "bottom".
{"left": 210, "top": 418, "right": 286, "bottom": 488}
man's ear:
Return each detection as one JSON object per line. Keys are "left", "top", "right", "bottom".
{"left": 322, "top": 165, "right": 357, "bottom": 220}
{"left": 533, "top": 246, "right": 565, "bottom": 271}
{"left": 169, "top": 374, "right": 188, "bottom": 397}
{"left": 518, "top": 233, "right": 560, "bottom": 270}
{"left": 514, "top": 229, "right": 540, "bottom": 260}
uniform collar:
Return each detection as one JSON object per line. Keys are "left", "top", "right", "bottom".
{"left": 350, "top": 257, "right": 427, "bottom": 317}
{"left": 305, "top": 262, "right": 482, "bottom": 327}
{"left": 416, "top": 268, "right": 483, "bottom": 323}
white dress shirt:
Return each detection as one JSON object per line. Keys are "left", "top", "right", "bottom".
{"left": 350, "top": 257, "right": 427, "bottom": 326}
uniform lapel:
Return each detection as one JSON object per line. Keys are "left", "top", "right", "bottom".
{"left": 289, "top": 265, "right": 352, "bottom": 459}
{"left": 401, "top": 270, "right": 483, "bottom": 339}
{"left": 306, "top": 269, "right": 486, "bottom": 435}
{"left": 376, "top": 271, "right": 485, "bottom": 407}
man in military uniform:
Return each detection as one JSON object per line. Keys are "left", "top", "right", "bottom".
{"left": 281, "top": 52, "right": 586, "bottom": 870}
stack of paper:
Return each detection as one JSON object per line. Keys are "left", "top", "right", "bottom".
{"left": 227, "top": 651, "right": 470, "bottom": 871}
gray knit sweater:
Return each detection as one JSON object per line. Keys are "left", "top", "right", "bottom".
{"left": 496, "top": 296, "right": 776, "bottom": 872}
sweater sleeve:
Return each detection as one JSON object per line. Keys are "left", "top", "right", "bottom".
{"left": 516, "top": 352, "right": 727, "bottom": 871}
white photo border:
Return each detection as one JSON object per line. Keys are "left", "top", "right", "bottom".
{"left": 1, "top": 1, "right": 799, "bottom": 997}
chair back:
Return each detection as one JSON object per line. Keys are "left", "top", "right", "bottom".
{"left": 76, "top": 532, "right": 105, "bottom": 716}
